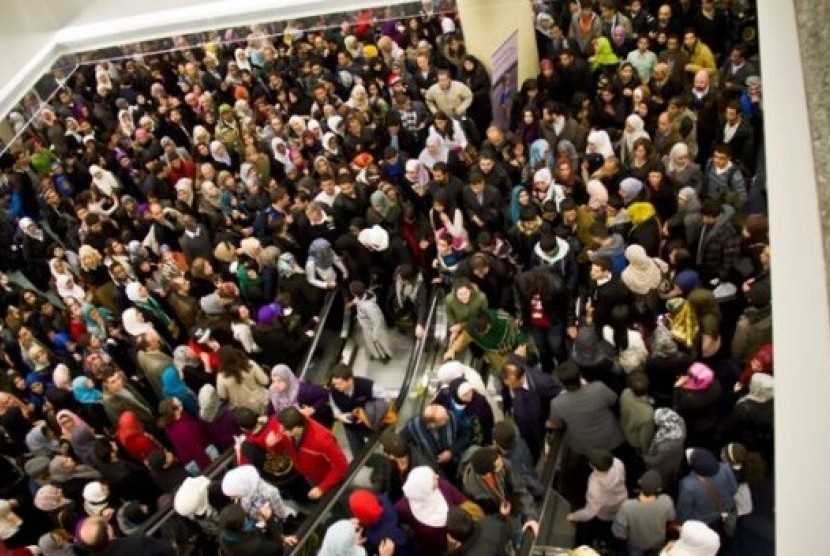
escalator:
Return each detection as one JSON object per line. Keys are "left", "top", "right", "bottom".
{"left": 141, "top": 290, "right": 339, "bottom": 539}
{"left": 287, "top": 288, "right": 444, "bottom": 554}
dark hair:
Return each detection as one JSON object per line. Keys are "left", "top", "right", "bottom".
{"left": 233, "top": 407, "right": 259, "bottom": 431}
{"left": 587, "top": 448, "right": 614, "bottom": 472}
{"left": 628, "top": 371, "right": 650, "bottom": 396}
{"left": 218, "top": 503, "right": 247, "bottom": 533}
{"left": 157, "top": 398, "right": 179, "bottom": 428}
{"left": 217, "top": 346, "right": 251, "bottom": 383}
{"left": 331, "top": 362, "right": 354, "bottom": 381}
{"left": 277, "top": 406, "right": 306, "bottom": 430}
{"left": 348, "top": 280, "right": 366, "bottom": 299}
{"left": 701, "top": 198, "right": 722, "bottom": 217}
{"left": 539, "top": 232, "right": 559, "bottom": 252}
{"left": 469, "top": 310, "right": 491, "bottom": 335}
{"left": 380, "top": 430, "right": 409, "bottom": 458}
{"left": 470, "top": 253, "right": 490, "bottom": 272}
{"left": 557, "top": 360, "right": 582, "bottom": 391}
{"left": 492, "top": 421, "right": 517, "bottom": 450}
{"left": 446, "top": 507, "right": 475, "bottom": 542}
{"left": 468, "top": 171, "right": 485, "bottom": 185}
{"left": 592, "top": 255, "right": 614, "bottom": 274}
{"left": 469, "top": 447, "right": 499, "bottom": 475}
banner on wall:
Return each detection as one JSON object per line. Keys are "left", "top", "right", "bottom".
{"left": 490, "top": 30, "right": 519, "bottom": 131}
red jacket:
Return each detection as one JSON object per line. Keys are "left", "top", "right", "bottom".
{"left": 284, "top": 416, "right": 349, "bottom": 494}
{"left": 237, "top": 416, "right": 289, "bottom": 466}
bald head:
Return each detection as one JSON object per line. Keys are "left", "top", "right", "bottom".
{"left": 693, "top": 70, "right": 710, "bottom": 92}
{"left": 423, "top": 404, "right": 449, "bottom": 427}
{"left": 78, "top": 516, "right": 111, "bottom": 551}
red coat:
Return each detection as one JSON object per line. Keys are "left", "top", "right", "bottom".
{"left": 283, "top": 416, "right": 349, "bottom": 494}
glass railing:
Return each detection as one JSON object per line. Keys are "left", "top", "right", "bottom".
{"left": 287, "top": 287, "right": 443, "bottom": 554}
{"left": 140, "top": 290, "right": 338, "bottom": 537}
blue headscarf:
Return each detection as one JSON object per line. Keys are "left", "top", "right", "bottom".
{"left": 71, "top": 376, "right": 104, "bottom": 404}
{"left": 509, "top": 185, "right": 528, "bottom": 226}
{"left": 161, "top": 366, "right": 199, "bottom": 417}
{"left": 529, "top": 138, "right": 553, "bottom": 169}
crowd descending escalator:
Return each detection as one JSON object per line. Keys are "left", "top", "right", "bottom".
{"left": 138, "top": 288, "right": 442, "bottom": 554}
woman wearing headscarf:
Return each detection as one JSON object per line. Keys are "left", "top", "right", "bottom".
{"left": 158, "top": 398, "right": 213, "bottom": 473}
{"left": 643, "top": 407, "right": 687, "bottom": 488}
{"left": 78, "top": 245, "right": 117, "bottom": 312}
{"left": 366, "top": 186, "right": 402, "bottom": 230}
{"left": 19, "top": 217, "right": 52, "bottom": 291}
{"left": 306, "top": 238, "right": 349, "bottom": 291}
{"left": 394, "top": 466, "right": 467, "bottom": 554}
{"left": 586, "top": 129, "right": 616, "bottom": 160}
{"left": 25, "top": 421, "right": 61, "bottom": 458}
{"left": 125, "top": 281, "right": 181, "bottom": 345}
{"left": 115, "top": 410, "right": 165, "bottom": 464}
{"left": 723, "top": 374, "right": 774, "bottom": 459}
{"left": 44, "top": 364, "right": 77, "bottom": 414}
{"left": 665, "top": 142, "right": 702, "bottom": 193}
{"left": 210, "top": 140, "right": 238, "bottom": 173}
{"left": 0, "top": 498, "right": 41, "bottom": 548}
{"left": 267, "top": 364, "right": 333, "bottom": 428}
{"left": 120, "top": 307, "right": 156, "bottom": 339}
{"left": 56, "top": 410, "right": 98, "bottom": 465}
{"left": 319, "top": 517, "right": 398, "bottom": 556}
{"left": 197, "top": 384, "right": 238, "bottom": 451}
{"left": 457, "top": 55, "right": 493, "bottom": 140}
{"left": 161, "top": 366, "right": 199, "bottom": 417}
{"left": 673, "top": 362, "right": 722, "bottom": 450}
{"left": 589, "top": 36, "right": 620, "bottom": 78}
{"left": 70, "top": 376, "right": 109, "bottom": 432}
{"left": 47, "top": 455, "right": 101, "bottom": 497}
{"left": 88, "top": 165, "right": 121, "bottom": 198}
{"left": 433, "top": 378, "right": 495, "bottom": 447}
{"left": 620, "top": 114, "right": 650, "bottom": 166}
{"left": 221, "top": 465, "right": 293, "bottom": 522}
{"left": 50, "top": 259, "right": 85, "bottom": 302}
{"left": 418, "top": 135, "right": 449, "bottom": 171}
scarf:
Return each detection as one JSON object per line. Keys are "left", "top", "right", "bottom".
{"left": 319, "top": 519, "right": 368, "bottom": 556}
{"left": 648, "top": 408, "right": 685, "bottom": 450}
{"left": 18, "top": 217, "right": 45, "bottom": 242}
{"left": 309, "top": 238, "right": 334, "bottom": 269}
{"left": 402, "top": 466, "right": 448, "bottom": 528}
{"left": 72, "top": 376, "right": 104, "bottom": 404}
{"left": 122, "top": 308, "right": 155, "bottom": 337}
{"left": 174, "top": 345, "right": 201, "bottom": 372}
{"left": 174, "top": 476, "right": 214, "bottom": 519}
{"left": 269, "top": 365, "right": 300, "bottom": 416}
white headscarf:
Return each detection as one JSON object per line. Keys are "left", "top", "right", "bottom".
{"left": 586, "top": 129, "right": 615, "bottom": 159}
{"left": 319, "top": 519, "right": 367, "bottom": 556}
{"left": 0, "top": 500, "right": 22, "bottom": 540}
{"left": 622, "top": 114, "right": 650, "bottom": 154}
{"left": 18, "top": 217, "right": 44, "bottom": 241}
{"left": 666, "top": 142, "right": 691, "bottom": 173}
{"left": 402, "top": 466, "right": 448, "bottom": 527}
{"left": 221, "top": 465, "right": 261, "bottom": 499}
{"left": 89, "top": 165, "right": 121, "bottom": 196}
{"left": 55, "top": 274, "right": 86, "bottom": 302}
{"left": 121, "top": 308, "right": 154, "bottom": 337}
{"left": 210, "top": 140, "right": 232, "bottom": 166}
{"left": 174, "top": 476, "right": 214, "bottom": 519}
{"left": 124, "top": 281, "right": 145, "bottom": 303}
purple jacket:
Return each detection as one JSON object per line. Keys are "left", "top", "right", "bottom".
{"left": 165, "top": 411, "right": 212, "bottom": 471}
{"left": 395, "top": 479, "right": 467, "bottom": 554}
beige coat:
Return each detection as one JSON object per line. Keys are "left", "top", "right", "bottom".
{"left": 216, "top": 361, "right": 269, "bottom": 414}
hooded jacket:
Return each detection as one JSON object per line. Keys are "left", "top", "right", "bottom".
{"left": 530, "top": 236, "right": 579, "bottom": 292}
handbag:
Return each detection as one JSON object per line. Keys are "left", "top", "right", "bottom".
{"left": 459, "top": 500, "right": 484, "bottom": 522}
{"left": 697, "top": 476, "right": 737, "bottom": 536}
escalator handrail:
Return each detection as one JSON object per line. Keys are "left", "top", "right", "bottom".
{"left": 298, "top": 290, "right": 337, "bottom": 382}
{"left": 141, "top": 290, "right": 337, "bottom": 537}
{"left": 288, "top": 287, "right": 442, "bottom": 554}
{"left": 516, "top": 429, "right": 567, "bottom": 556}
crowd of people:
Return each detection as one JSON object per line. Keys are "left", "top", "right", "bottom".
{"left": 0, "top": 0, "right": 772, "bottom": 555}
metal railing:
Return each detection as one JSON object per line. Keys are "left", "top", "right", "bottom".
{"left": 287, "top": 287, "right": 442, "bottom": 554}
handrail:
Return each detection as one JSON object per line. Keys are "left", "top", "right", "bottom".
{"left": 140, "top": 289, "right": 336, "bottom": 537}
{"left": 297, "top": 290, "right": 337, "bottom": 382}
{"left": 516, "top": 429, "right": 567, "bottom": 556}
{"left": 288, "top": 287, "right": 441, "bottom": 554}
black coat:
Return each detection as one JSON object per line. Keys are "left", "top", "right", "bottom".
{"left": 219, "top": 517, "right": 286, "bottom": 556}
{"left": 501, "top": 366, "right": 561, "bottom": 462}
{"left": 454, "top": 514, "right": 512, "bottom": 555}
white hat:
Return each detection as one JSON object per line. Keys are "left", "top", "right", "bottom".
{"left": 621, "top": 244, "right": 666, "bottom": 295}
